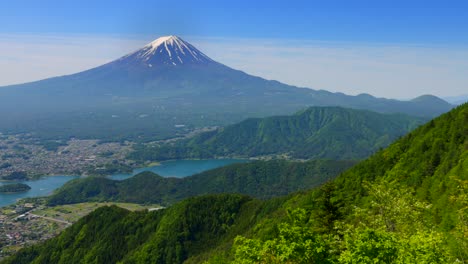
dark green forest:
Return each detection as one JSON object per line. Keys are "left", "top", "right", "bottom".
{"left": 3, "top": 102, "right": 466, "bottom": 263}
{"left": 129, "top": 107, "right": 424, "bottom": 161}
{"left": 47, "top": 159, "right": 356, "bottom": 206}
{"left": 0, "top": 183, "right": 31, "bottom": 193}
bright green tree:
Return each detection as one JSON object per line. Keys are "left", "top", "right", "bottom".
{"left": 232, "top": 179, "right": 454, "bottom": 264}
{"left": 338, "top": 179, "right": 451, "bottom": 263}
{"left": 233, "top": 208, "right": 331, "bottom": 264}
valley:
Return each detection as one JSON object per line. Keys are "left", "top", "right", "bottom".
{"left": 2, "top": 102, "right": 465, "bottom": 264}
{"left": 0, "top": 103, "right": 446, "bottom": 261}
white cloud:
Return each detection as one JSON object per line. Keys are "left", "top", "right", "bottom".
{"left": 0, "top": 34, "right": 467, "bottom": 99}
{"left": 0, "top": 34, "right": 145, "bottom": 86}
{"left": 192, "top": 37, "right": 468, "bottom": 99}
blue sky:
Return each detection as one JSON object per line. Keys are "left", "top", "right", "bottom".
{"left": 1, "top": 0, "right": 467, "bottom": 98}
{"left": 2, "top": 0, "right": 468, "bottom": 44}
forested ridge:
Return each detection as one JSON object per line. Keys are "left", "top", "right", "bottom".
{"left": 0, "top": 183, "right": 31, "bottom": 193}
{"left": 3, "top": 103, "right": 467, "bottom": 263}
{"left": 129, "top": 106, "right": 424, "bottom": 161}
{"left": 47, "top": 159, "right": 356, "bottom": 206}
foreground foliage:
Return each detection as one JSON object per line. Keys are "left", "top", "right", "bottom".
{"left": 232, "top": 180, "right": 452, "bottom": 263}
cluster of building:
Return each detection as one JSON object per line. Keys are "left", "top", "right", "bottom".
{"left": 0, "top": 202, "right": 64, "bottom": 260}
{"left": 0, "top": 135, "right": 133, "bottom": 179}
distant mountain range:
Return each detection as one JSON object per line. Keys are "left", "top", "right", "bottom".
{"left": 0, "top": 36, "right": 453, "bottom": 140}
{"left": 129, "top": 106, "right": 425, "bottom": 161}
{"left": 443, "top": 94, "right": 468, "bottom": 105}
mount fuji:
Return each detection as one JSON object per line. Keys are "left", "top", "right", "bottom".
{"left": 120, "top": 35, "right": 215, "bottom": 67}
{"left": 0, "top": 36, "right": 453, "bottom": 140}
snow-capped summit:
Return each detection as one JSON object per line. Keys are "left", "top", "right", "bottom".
{"left": 120, "top": 35, "right": 215, "bottom": 67}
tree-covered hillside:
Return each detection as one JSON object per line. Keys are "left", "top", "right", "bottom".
{"left": 0, "top": 183, "right": 31, "bottom": 193}
{"left": 333, "top": 102, "right": 467, "bottom": 226}
{"left": 3, "top": 195, "right": 281, "bottom": 264}
{"left": 129, "top": 107, "right": 424, "bottom": 161}
{"left": 4, "top": 103, "right": 467, "bottom": 263}
{"left": 47, "top": 159, "right": 356, "bottom": 206}
{"left": 226, "top": 102, "right": 468, "bottom": 263}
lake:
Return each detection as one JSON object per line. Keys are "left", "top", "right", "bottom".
{"left": 0, "top": 159, "right": 246, "bottom": 208}
{"left": 110, "top": 159, "right": 247, "bottom": 180}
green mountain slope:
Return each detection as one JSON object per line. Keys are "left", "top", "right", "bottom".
{"left": 3, "top": 195, "right": 280, "bottom": 264}
{"left": 333, "top": 102, "right": 468, "bottom": 227}
{"left": 129, "top": 106, "right": 424, "bottom": 161}
{"left": 47, "top": 159, "right": 356, "bottom": 206}
{"left": 4, "top": 103, "right": 467, "bottom": 263}
{"left": 223, "top": 102, "right": 468, "bottom": 263}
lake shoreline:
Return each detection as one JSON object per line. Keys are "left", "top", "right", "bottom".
{"left": 1, "top": 157, "right": 252, "bottom": 181}
{"left": 0, "top": 158, "right": 248, "bottom": 208}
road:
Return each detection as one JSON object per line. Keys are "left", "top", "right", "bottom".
{"left": 27, "top": 212, "right": 72, "bottom": 225}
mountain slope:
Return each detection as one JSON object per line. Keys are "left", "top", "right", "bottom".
{"left": 119, "top": 35, "right": 216, "bottom": 67}
{"left": 3, "top": 104, "right": 467, "bottom": 263}
{"left": 47, "top": 159, "right": 356, "bottom": 206}
{"left": 0, "top": 36, "right": 452, "bottom": 141}
{"left": 3, "top": 195, "right": 276, "bottom": 264}
{"left": 129, "top": 106, "right": 424, "bottom": 161}
{"left": 332, "top": 102, "right": 468, "bottom": 227}
{"left": 220, "top": 102, "right": 467, "bottom": 263}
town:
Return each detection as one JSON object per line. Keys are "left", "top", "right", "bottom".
{"left": 0, "top": 133, "right": 134, "bottom": 179}
{"left": 0, "top": 199, "right": 65, "bottom": 259}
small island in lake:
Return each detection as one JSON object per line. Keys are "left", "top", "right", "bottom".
{"left": 0, "top": 183, "right": 32, "bottom": 193}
